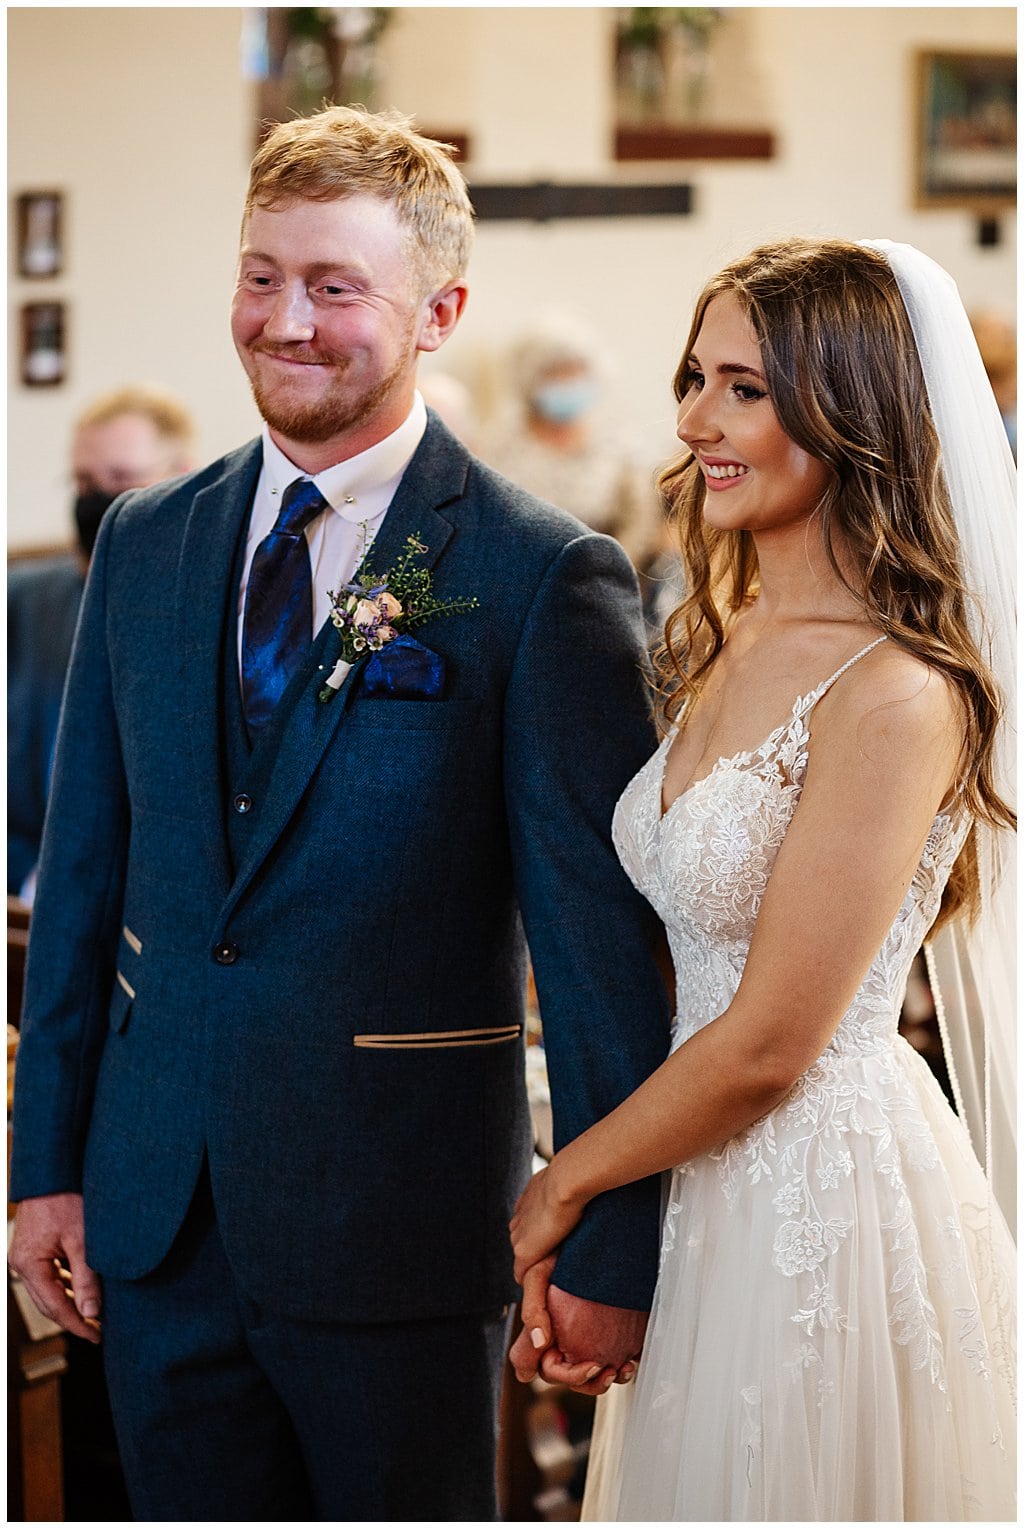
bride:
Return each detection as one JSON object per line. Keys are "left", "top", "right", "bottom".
{"left": 509, "top": 238, "right": 1016, "bottom": 1521}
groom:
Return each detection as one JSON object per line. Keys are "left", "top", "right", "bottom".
{"left": 8, "top": 107, "right": 671, "bottom": 1520}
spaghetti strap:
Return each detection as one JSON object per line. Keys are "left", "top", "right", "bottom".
{"left": 797, "top": 634, "right": 887, "bottom": 717}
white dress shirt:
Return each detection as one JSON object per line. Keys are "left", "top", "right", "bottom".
{"left": 236, "top": 393, "right": 428, "bottom": 673}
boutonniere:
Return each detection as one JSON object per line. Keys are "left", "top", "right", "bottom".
{"left": 318, "top": 534, "right": 479, "bottom": 703}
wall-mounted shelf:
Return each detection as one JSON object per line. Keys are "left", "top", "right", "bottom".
{"left": 615, "top": 125, "right": 775, "bottom": 161}
{"left": 467, "top": 181, "right": 692, "bottom": 223}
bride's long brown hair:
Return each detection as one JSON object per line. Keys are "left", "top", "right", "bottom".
{"left": 655, "top": 237, "right": 1013, "bottom": 927}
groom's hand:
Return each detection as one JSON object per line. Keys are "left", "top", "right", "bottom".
{"left": 542, "top": 1284, "right": 646, "bottom": 1394}
{"left": 510, "top": 1268, "right": 646, "bottom": 1397}
{"left": 8, "top": 1192, "right": 103, "bottom": 1344}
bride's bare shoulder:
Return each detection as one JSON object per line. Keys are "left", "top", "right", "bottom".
{"left": 816, "top": 639, "right": 962, "bottom": 759}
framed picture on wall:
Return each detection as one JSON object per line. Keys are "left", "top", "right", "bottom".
{"left": 914, "top": 51, "right": 1016, "bottom": 209}
{"left": 16, "top": 190, "right": 64, "bottom": 277}
{"left": 21, "top": 302, "right": 67, "bottom": 386}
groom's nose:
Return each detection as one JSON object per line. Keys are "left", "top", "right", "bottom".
{"left": 263, "top": 282, "right": 316, "bottom": 345}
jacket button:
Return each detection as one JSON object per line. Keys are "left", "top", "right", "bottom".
{"left": 233, "top": 793, "right": 253, "bottom": 814}
{"left": 213, "top": 943, "right": 239, "bottom": 965}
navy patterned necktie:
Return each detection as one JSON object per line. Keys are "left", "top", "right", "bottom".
{"left": 241, "top": 478, "right": 327, "bottom": 732}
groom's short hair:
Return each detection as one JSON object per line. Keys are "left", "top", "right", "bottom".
{"left": 245, "top": 105, "right": 475, "bottom": 297}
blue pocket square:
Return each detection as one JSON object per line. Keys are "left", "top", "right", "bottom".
{"left": 360, "top": 635, "right": 445, "bottom": 700}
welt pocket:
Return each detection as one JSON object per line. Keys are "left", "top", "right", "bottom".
{"left": 353, "top": 1024, "right": 522, "bottom": 1051}
{"left": 109, "top": 979, "right": 133, "bottom": 1033}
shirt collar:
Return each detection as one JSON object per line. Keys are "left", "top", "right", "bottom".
{"left": 260, "top": 393, "right": 428, "bottom": 523}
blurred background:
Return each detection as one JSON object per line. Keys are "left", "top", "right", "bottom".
{"left": 8, "top": 6, "right": 1016, "bottom": 549}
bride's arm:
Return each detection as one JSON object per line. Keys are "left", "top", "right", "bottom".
{"left": 511, "top": 652, "right": 961, "bottom": 1276}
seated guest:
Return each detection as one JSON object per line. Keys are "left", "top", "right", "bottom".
{"left": 8, "top": 385, "right": 195, "bottom": 897}
{"left": 478, "top": 316, "right": 663, "bottom": 572}
{"left": 970, "top": 308, "right": 1017, "bottom": 458}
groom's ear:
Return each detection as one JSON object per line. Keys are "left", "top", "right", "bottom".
{"left": 416, "top": 282, "right": 469, "bottom": 353}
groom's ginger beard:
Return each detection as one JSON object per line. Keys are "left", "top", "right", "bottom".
{"left": 244, "top": 325, "right": 418, "bottom": 445}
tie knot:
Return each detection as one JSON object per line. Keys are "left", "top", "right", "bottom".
{"left": 275, "top": 478, "right": 328, "bottom": 537}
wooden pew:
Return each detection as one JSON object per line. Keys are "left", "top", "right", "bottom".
{"left": 8, "top": 897, "right": 30, "bottom": 1032}
{"left": 8, "top": 897, "right": 69, "bottom": 1521}
{"left": 8, "top": 1269, "right": 68, "bottom": 1521}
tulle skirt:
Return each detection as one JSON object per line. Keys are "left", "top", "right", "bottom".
{"left": 583, "top": 1041, "right": 1016, "bottom": 1522}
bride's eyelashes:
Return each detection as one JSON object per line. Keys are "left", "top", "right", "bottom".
{"left": 683, "top": 366, "right": 768, "bottom": 404}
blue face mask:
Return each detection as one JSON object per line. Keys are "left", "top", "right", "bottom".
{"left": 530, "top": 379, "right": 599, "bottom": 423}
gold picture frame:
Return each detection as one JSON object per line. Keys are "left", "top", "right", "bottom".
{"left": 914, "top": 50, "right": 1016, "bottom": 211}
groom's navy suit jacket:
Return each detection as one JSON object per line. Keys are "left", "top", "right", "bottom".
{"left": 10, "top": 414, "right": 672, "bottom": 1322}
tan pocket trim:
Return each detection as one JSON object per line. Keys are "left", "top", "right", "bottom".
{"left": 116, "top": 970, "right": 136, "bottom": 1000}
{"left": 123, "top": 925, "right": 143, "bottom": 955}
{"left": 354, "top": 1024, "right": 521, "bottom": 1050}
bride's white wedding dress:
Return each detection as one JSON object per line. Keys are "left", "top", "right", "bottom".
{"left": 583, "top": 640, "right": 1016, "bottom": 1522}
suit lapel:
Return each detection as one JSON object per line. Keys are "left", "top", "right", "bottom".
{"left": 178, "top": 439, "right": 263, "bottom": 904}
{"left": 219, "top": 414, "right": 467, "bottom": 923}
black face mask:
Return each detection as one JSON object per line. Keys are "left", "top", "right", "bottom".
{"left": 73, "top": 490, "right": 118, "bottom": 560}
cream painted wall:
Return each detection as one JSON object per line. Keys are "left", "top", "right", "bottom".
{"left": 8, "top": 6, "right": 1016, "bottom": 546}
{"left": 8, "top": 7, "right": 256, "bottom": 546}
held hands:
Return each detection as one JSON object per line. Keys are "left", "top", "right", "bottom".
{"left": 509, "top": 1259, "right": 647, "bottom": 1395}
{"left": 8, "top": 1193, "right": 103, "bottom": 1343}
{"left": 509, "top": 1165, "right": 646, "bottom": 1395}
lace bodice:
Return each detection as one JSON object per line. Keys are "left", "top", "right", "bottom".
{"left": 613, "top": 639, "right": 970, "bottom": 1058}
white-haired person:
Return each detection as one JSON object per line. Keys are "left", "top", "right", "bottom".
{"left": 479, "top": 315, "right": 664, "bottom": 573}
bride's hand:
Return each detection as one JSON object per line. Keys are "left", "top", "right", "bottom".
{"left": 508, "top": 1254, "right": 557, "bottom": 1382}
{"left": 510, "top": 1161, "right": 586, "bottom": 1283}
